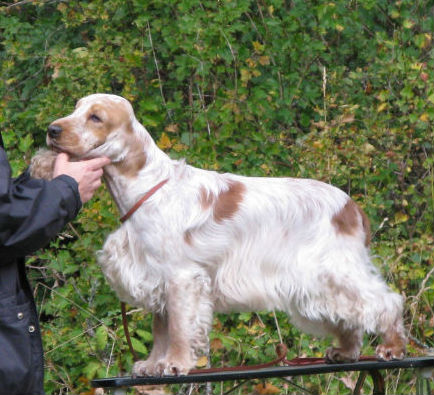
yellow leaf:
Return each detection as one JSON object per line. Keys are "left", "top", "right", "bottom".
{"left": 422, "top": 33, "right": 432, "bottom": 48}
{"left": 172, "top": 143, "right": 188, "bottom": 152}
{"left": 71, "top": 47, "right": 88, "bottom": 58}
{"left": 252, "top": 41, "right": 265, "bottom": 53}
{"left": 410, "top": 62, "right": 424, "bottom": 71}
{"left": 362, "top": 143, "right": 375, "bottom": 154}
{"left": 222, "top": 101, "right": 240, "bottom": 114}
{"left": 57, "top": 3, "right": 67, "bottom": 12}
{"left": 196, "top": 356, "right": 208, "bottom": 368}
{"left": 254, "top": 382, "right": 281, "bottom": 394}
{"left": 259, "top": 56, "right": 270, "bottom": 66}
{"left": 390, "top": 9, "right": 400, "bottom": 19}
{"left": 419, "top": 113, "right": 429, "bottom": 122}
{"left": 377, "top": 102, "right": 388, "bottom": 112}
{"left": 165, "top": 124, "right": 179, "bottom": 133}
{"left": 240, "top": 69, "right": 252, "bottom": 82}
{"left": 403, "top": 19, "right": 415, "bottom": 29}
{"left": 394, "top": 212, "right": 409, "bottom": 224}
{"left": 252, "top": 69, "right": 261, "bottom": 77}
{"left": 247, "top": 324, "right": 263, "bottom": 334}
{"left": 311, "top": 120, "right": 326, "bottom": 129}
{"left": 340, "top": 114, "right": 355, "bottom": 123}
{"left": 335, "top": 24, "right": 344, "bottom": 32}
{"left": 260, "top": 163, "right": 271, "bottom": 175}
{"left": 157, "top": 132, "right": 172, "bottom": 150}
{"left": 246, "top": 58, "right": 256, "bottom": 68}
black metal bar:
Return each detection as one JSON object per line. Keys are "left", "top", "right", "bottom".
{"left": 369, "top": 369, "right": 385, "bottom": 395}
{"left": 92, "top": 357, "right": 434, "bottom": 388}
{"left": 353, "top": 371, "right": 367, "bottom": 395}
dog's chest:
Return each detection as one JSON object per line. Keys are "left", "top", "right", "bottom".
{"left": 97, "top": 226, "right": 167, "bottom": 311}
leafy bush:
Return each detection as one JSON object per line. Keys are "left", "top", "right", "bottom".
{"left": 0, "top": 0, "right": 433, "bottom": 393}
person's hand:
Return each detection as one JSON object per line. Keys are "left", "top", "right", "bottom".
{"left": 53, "top": 153, "right": 111, "bottom": 203}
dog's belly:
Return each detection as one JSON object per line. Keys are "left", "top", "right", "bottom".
{"left": 208, "top": 255, "right": 291, "bottom": 314}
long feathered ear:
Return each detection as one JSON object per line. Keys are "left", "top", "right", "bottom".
{"left": 29, "top": 148, "right": 58, "bottom": 180}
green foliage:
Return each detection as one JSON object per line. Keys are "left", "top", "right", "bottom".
{"left": 1, "top": 0, "right": 433, "bottom": 393}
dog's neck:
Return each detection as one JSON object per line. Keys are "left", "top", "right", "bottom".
{"left": 102, "top": 127, "right": 172, "bottom": 217}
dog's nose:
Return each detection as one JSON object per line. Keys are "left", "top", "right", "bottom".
{"left": 47, "top": 124, "right": 62, "bottom": 139}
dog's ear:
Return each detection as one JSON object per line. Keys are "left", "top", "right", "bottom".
{"left": 29, "top": 148, "right": 58, "bottom": 180}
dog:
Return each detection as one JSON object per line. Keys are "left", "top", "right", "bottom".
{"left": 30, "top": 93, "right": 406, "bottom": 376}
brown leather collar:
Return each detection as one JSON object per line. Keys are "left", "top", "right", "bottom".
{"left": 120, "top": 178, "right": 169, "bottom": 223}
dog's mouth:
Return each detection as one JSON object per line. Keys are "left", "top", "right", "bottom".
{"left": 47, "top": 134, "right": 112, "bottom": 162}
{"left": 47, "top": 139, "right": 79, "bottom": 158}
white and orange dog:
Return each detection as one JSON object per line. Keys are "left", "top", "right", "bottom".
{"left": 31, "top": 94, "right": 406, "bottom": 376}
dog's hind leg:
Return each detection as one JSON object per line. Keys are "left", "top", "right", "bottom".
{"left": 376, "top": 325, "right": 406, "bottom": 361}
{"left": 375, "top": 301, "right": 407, "bottom": 361}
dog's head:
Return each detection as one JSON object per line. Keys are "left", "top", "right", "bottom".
{"left": 47, "top": 94, "right": 137, "bottom": 160}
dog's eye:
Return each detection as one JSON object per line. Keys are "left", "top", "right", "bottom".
{"left": 89, "top": 114, "right": 102, "bottom": 123}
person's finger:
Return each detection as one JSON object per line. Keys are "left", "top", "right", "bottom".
{"left": 54, "top": 152, "right": 70, "bottom": 166}
{"left": 86, "top": 156, "right": 111, "bottom": 170}
{"left": 86, "top": 169, "right": 103, "bottom": 184}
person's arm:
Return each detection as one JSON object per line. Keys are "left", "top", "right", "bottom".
{"left": 0, "top": 150, "right": 110, "bottom": 261}
{"left": 0, "top": 149, "right": 82, "bottom": 261}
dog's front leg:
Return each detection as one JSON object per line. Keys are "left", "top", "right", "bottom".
{"left": 132, "top": 313, "right": 169, "bottom": 377}
{"left": 133, "top": 273, "right": 212, "bottom": 377}
{"left": 155, "top": 279, "right": 197, "bottom": 376}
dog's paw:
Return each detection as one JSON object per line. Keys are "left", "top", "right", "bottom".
{"left": 29, "top": 149, "right": 58, "bottom": 180}
{"left": 155, "top": 358, "right": 192, "bottom": 376}
{"left": 161, "top": 361, "right": 190, "bottom": 376}
{"left": 132, "top": 360, "right": 160, "bottom": 377}
{"left": 375, "top": 344, "right": 405, "bottom": 361}
{"left": 132, "top": 358, "right": 192, "bottom": 377}
{"left": 325, "top": 347, "right": 360, "bottom": 364}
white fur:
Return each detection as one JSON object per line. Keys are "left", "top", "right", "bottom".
{"left": 45, "top": 94, "right": 406, "bottom": 376}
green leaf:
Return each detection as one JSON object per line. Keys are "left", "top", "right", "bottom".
{"left": 18, "top": 134, "right": 33, "bottom": 153}
{"left": 83, "top": 361, "right": 100, "bottom": 379}
{"left": 95, "top": 326, "right": 108, "bottom": 350}
{"left": 131, "top": 337, "right": 148, "bottom": 355}
{"left": 136, "top": 329, "right": 153, "bottom": 342}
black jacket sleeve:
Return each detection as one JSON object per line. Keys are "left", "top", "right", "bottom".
{"left": 0, "top": 148, "right": 82, "bottom": 262}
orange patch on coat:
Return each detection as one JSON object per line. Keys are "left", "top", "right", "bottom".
{"left": 356, "top": 204, "right": 371, "bottom": 246}
{"left": 86, "top": 102, "right": 132, "bottom": 143}
{"left": 213, "top": 181, "right": 245, "bottom": 223}
{"left": 332, "top": 200, "right": 371, "bottom": 246}
{"left": 87, "top": 101, "right": 145, "bottom": 178}
{"left": 199, "top": 186, "right": 215, "bottom": 210}
{"left": 113, "top": 137, "right": 147, "bottom": 178}
{"left": 50, "top": 118, "right": 81, "bottom": 146}
{"left": 48, "top": 118, "right": 84, "bottom": 156}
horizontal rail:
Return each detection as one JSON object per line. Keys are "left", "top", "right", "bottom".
{"left": 92, "top": 356, "right": 434, "bottom": 388}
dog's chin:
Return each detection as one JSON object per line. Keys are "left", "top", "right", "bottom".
{"left": 47, "top": 140, "right": 70, "bottom": 155}
{"left": 48, "top": 140, "right": 113, "bottom": 162}
{"left": 47, "top": 141, "right": 90, "bottom": 160}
